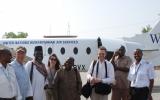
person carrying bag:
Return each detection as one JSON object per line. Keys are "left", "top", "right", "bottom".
{"left": 85, "top": 46, "right": 115, "bottom": 100}
{"left": 81, "top": 60, "right": 96, "bottom": 98}
{"left": 94, "top": 61, "right": 111, "bottom": 95}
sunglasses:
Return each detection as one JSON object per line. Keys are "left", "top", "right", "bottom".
{"left": 50, "top": 58, "right": 57, "bottom": 61}
{"left": 17, "top": 51, "right": 25, "bottom": 54}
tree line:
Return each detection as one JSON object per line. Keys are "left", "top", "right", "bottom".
{"left": 1, "top": 25, "right": 152, "bottom": 39}
{"left": 2, "top": 32, "right": 28, "bottom": 38}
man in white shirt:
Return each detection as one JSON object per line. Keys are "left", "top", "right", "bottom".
{"left": 0, "top": 48, "right": 22, "bottom": 100}
{"left": 25, "top": 46, "right": 47, "bottom": 100}
{"left": 128, "top": 49, "right": 155, "bottom": 100}
{"left": 87, "top": 46, "right": 115, "bottom": 100}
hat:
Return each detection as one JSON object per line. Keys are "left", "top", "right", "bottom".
{"left": 34, "top": 46, "right": 43, "bottom": 52}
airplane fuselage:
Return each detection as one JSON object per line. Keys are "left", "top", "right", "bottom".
{"left": 0, "top": 37, "right": 141, "bottom": 71}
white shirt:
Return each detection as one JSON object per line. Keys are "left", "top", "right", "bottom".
{"left": 0, "top": 63, "right": 22, "bottom": 100}
{"left": 128, "top": 59, "right": 155, "bottom": 88}
{"left": 25, "top": 61, "right": 46, "bottom": 100}
{"left": 87, "top": 60, "right": 115, "bottom": 84}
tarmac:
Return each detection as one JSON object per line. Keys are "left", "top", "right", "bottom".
{"left": 80, "top": 70, "right": 160, "bottom": 100}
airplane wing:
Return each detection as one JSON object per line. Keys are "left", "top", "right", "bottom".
{"left": 142, "top": 49, "right": 159, "bottom": 51}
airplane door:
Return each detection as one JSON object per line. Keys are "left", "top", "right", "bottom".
{"left": 106, "top": 51, "right": 114, "bottom": 61}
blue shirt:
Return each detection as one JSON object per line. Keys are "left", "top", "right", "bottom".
{"left": 11, "top": 60, "right": 33, "bottom": 100}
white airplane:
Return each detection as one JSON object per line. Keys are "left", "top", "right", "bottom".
{"left": 2, "top": 20, "right": 160, "bottom": 71}
{"left": 0, "top": 36, "right": 142, "bottom": 71}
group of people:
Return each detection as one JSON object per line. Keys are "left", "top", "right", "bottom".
{"left": 0, "top": 46, "right": 82, "bottom": 100}
{"left": 0, "top": 45, "right": 155, "bottom": 100}
{"left": 87, "top": 46, "right": 155, "bottom": 100}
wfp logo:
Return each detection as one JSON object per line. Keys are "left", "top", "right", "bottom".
{"left": 150, "top": 34, "right": 160, "bottom": 44}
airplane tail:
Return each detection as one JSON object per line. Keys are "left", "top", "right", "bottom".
{"left": 150, "top": 20, "right": 160, "bottom": 35}
{"left": 123, "top": 20, "right": 160, "bottom": 66}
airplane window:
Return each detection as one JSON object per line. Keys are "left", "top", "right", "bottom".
{"left": 48, "top": 47, "right": 52, "bottom": 55}
{"left": 60, "top": 47, "right": 65, "bottom": 55}
{"left": 86, "top": 47, "right": 91, "bottom": 55}
{"left": 73, "top": 47, "right": 78, "bottom": 55}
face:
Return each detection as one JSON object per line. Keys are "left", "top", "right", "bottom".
{"left": 98, "top": 49, "right": 106, "bottom": 61}
{"left": 134, "top": 50, "right": 143, "bottom": 62}
{"left": 118, "top": 47, "right": 125, "bottom": 57}
{"left": 65, "top": 58, "right": 74, "bottom": 70}
{"left": 34, "top": 51, "right": 43, "bottom": 62}
{"left": 49, "top": 56, "right": 57, "bottom": 65}
{"left": 5, "top": 52, "right": 12, "bottom": 63}
{"left": 16, "top": 50, "right": 26, "bottom": 62}
{"left": 64, "top": 60, "right": 69, "bottom": 69}
{"left": 68, "top": 58, "right": 74, "bottom": 67}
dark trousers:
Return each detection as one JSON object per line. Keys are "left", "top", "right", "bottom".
{"left": 130, "top": 87, "right": 149, "bottom": 100}
{"left": 0, "top": 97, "right": 16, "bottom": 100}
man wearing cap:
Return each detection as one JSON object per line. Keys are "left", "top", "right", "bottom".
{"left": 54, "top": 57, "right": 82, "bottom": 100}
{"left": 11, "top": 46, "right": 33, "bottom": 100}
{"left": 25, "top": 46, "right": 47, "bottom": 100}
{"left": 0, "top": 48, "right": 22, "bottom": 100}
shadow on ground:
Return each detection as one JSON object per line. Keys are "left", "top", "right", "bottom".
{"left": 152, "top": 85, "right": 160, "bottom": 93}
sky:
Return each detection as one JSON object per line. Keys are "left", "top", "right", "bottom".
{"left": 0, "top": 0, "right": 160, "bottom": 39}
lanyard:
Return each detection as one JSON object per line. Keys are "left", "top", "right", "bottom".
{"left": 133, "top": 63, "right": 141, "bottom": 83}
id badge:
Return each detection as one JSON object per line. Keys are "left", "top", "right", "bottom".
{"left": 128, "top": 74, "right": 136, "bottom": 81}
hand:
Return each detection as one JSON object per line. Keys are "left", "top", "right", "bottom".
{"left": 90, "top": 77, "right": 96, "bottom": 85}
{"left": 87, "top": 78, "right": 90, "bottom": 82}
{"left": 113, "top": 51, "right": 119, "bottom": 57}
{"left": 94, "top": 78, "right": 102, "bottom": 83}
{"left": 148, "top": 94, "right": 153, "bottom": 100}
